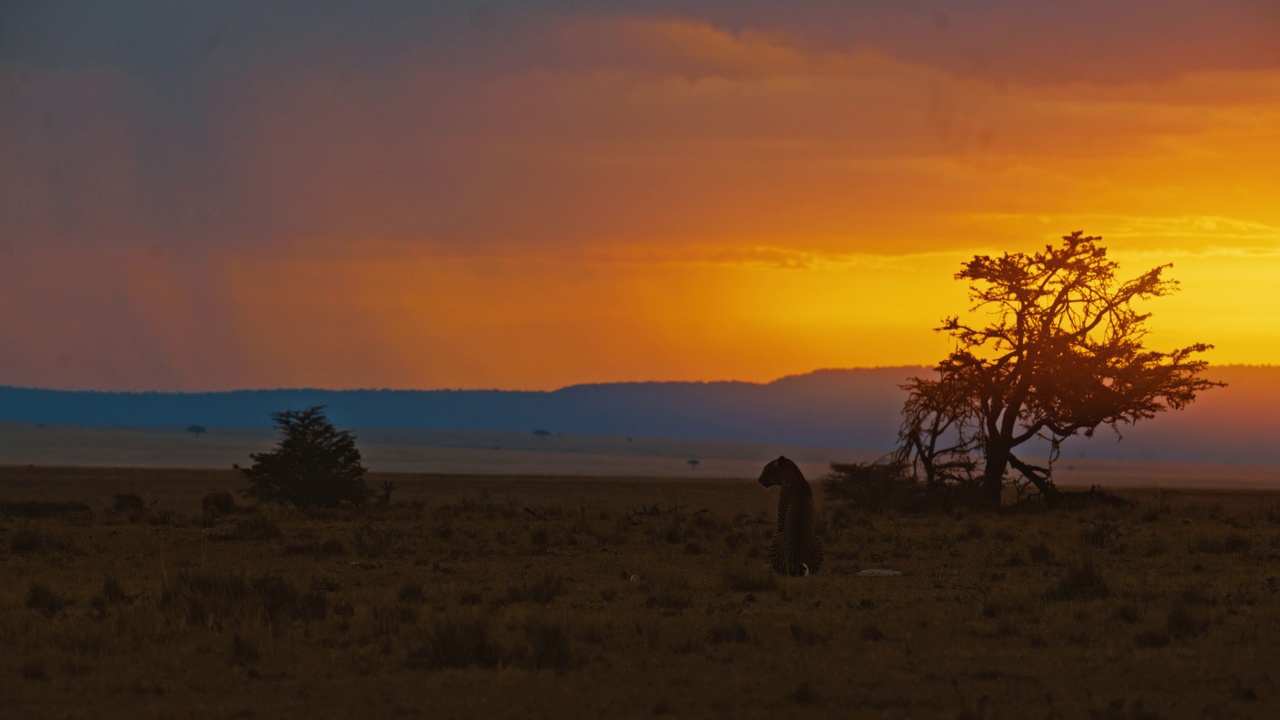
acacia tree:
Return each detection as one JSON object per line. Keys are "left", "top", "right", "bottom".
{"left": 897, "top": 232, "right": 1222, "bottom": 508}
{"left": 237, "top": 406, "right": 369, "bottom": 508}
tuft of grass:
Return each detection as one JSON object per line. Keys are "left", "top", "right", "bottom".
{"left": 284, "top": 536, "right": 345, "bottom": 558}
{"left": 791, "top": 621, "right": 832, "bottom": 645}
{"left": 1027, "top": 542, "right": 1054, "bottom": 564}
{"left": 708, "top": 621, "right": 751, "bottom": 644}
{"left": 231, "top": 633, "right": 260, "bottom": 667}
{"left": 1111, "top": 604, "right": 1140, "bottom": 625}
{"left": 504, "top": 572, "right": 567, "bottom": 606}
{"left": 398, "top": 583, "right": 427, "bottom": 604}
{"left": 217, "top": 516, "right": 281, "bottom": 542}
{"left": 789, "top": 681, "right": 822, "bottom": 705}
{"left": 644, "top": 591, "right": 692, "bottom": 612}
{"left": 21, "top": 661, "right": 49, "bottom": 681}
{"left": 27, "top": 583, "right": 72, "bottom": 618}
{"left": 90, "top": 573, "right": 136, "bottom": 619}
{"left": 405, "top": 615, "right": 502, "bottom": 670}
{"left": 1133, "top": 630, "right": 1170, "bottom": 649}
{"left": 724, "top": 566, "right": 778, "bottom": 593}
{"left": 1166, "top": 607, "right": 1210, "bottom": 640}
{"left": 522, "top": 618, "right": 575, "bottom": 673}
{"left": 1046, "top": 547, "right": 1109, "bottom": 601}
{"left": 10, "top": 527, "right": 77, "bottom": 556}
{"left": 857, "top": 624, "right": 886, "bottom": 641}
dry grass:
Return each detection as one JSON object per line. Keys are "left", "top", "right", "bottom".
{"left": 1, "top": 465, "right": 1279, "bottom": 719}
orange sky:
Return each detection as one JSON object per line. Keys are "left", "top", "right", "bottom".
{"left": 1, "top": 3, "right": 1278, "bottom": 390}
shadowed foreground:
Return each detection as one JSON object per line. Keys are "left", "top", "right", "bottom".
{"left": 2, "top": 466, "right": 1279, "bottom": 718}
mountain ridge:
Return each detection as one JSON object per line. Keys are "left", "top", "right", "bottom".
{"left": 1, "top": 365, "right": 1276, "bottom": 465}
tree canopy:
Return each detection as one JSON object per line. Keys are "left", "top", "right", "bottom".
{"left": 237, "top": 406, "right": 369, "bottom": 509}
{"left": 896, "top": 232, "right": 1222, "bottom": 507}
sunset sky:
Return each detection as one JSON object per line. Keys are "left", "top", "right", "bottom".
{"left": 2, "top": 1, "right": 1278, "bottom": 391}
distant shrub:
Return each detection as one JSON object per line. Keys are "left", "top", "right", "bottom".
{"left": 237, "top": 406, "right": 369, "bottom": 509}
{"left": 823, "top": 461, "right": 977, "bottom": 513}
{"left": 110, "top": 493, "right": 147, "bottom": 514}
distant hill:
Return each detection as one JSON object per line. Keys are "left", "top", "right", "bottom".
{"left": 0, "top": 365, "right": 1277, "bottom": 465}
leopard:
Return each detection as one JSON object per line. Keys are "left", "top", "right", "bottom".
{"left": 758, "top": 455, "right": 823, "bottom": 575}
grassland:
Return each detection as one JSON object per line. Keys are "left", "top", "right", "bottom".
{"left": 3, "top": 465, "right": 1280, "bottom": 719}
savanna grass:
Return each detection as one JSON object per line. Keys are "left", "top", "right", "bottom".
{"left": 3, "top": 470, "right": 1280, "bottom": 720}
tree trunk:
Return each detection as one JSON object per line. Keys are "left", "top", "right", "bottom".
{"left": 980, "top": 439, "right": 1007, "bottom": 509}
{"left": 1006, "top": 454, "right": 1064, "bottom": 509}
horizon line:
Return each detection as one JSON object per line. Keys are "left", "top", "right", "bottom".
{"left": 0, "top": 363, "right": 1273, "bottom": 396}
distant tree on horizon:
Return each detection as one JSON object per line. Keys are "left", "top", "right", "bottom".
{"left": 236, "top": 406, "right": 369, "bottom": 509}
{"left": 187, "top": 424, "right": 206, "bottom": 438}
{"left": 533, "top": 429, "right": 551, "bottom": 440}
{"left": 688, "top": 459, "right": 700, "bottom": 471}
{"left": 895, "top": 232, "right": 1223, "bottom": 508}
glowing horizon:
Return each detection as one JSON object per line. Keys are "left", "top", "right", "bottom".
{"left": 2, "top": 3, "right": 1278, "bottom": 391}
